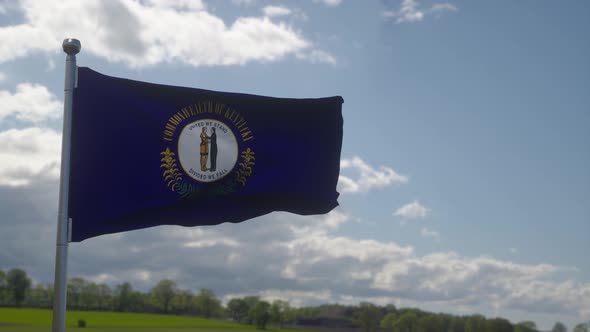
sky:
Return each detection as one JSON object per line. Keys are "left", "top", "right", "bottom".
{"left": 0, "top": 0, "right": 589, "bottom": 329}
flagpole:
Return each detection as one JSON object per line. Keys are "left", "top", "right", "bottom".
{"left": 52, "top": 38, "right": 80, "bottom": 332}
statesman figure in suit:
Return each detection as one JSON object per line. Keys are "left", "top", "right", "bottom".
{"left": 209, "top": 127, "right": 217, "bottom": 172}
{"left": 200, "top": 127, "right": 210, "bottom": 171}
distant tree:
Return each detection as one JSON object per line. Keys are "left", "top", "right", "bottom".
{"left": 6, "top": 268, "right": 31, "bottom": 306}
{"left": 486, "top": 317, "right": 513, "bottom": 332}
{"left": 127, "top": 289, "right": 148, "bottom": 312}
{"left": 393, "top": 311, "right": 418, "bottom": 332}
{"left": 194, "top": 288, "right": 221, "bottom": 318}
{"left": 244, "top": 296, "right": 261, "bottom": 324}
{"left": 284, "top": 305, "right": 297, "bottom": 326}
{"left": 270, "top": 300, "right": 292, "bottom": 328}
{"left": 573, "top": 323, "right": 589, "bottom": 332}
{"left": 357, "top": 302, "right": 382, "bottom": 332}
{"left": 243, "top": 296, "right": 260, "bottom": 309}
{"left": 250, "top": 301, "right": 271, "bottom": 329}
{"left": 515, "top": 321, "right": 538, "bottom": 332}
{"left": 227, "top": 298, "right": 250, "bottom": 322}
{"left": 170, "top": 289, "right": 195, "bottom": 314}
{"left": 151, "top": 279, "right": 177, "bottom": 313}
{"left": 0, "top": 270, "right": 7, "bottom": 304}
{"left": 438, "top": 314, "right": 454, "bottom": 331}
{"left": 465, "top": 314, "right": 487, "bottom": 332}
{"left": 114, "top": 282, "right": 134, "bottom": 312}
{"left": 449, "top": 316, "right": 466, "bottom": 332}
{"left": 553, "top": 322, "right": 568, "bottom": 332}
{"left": 80, "top": 282, "right": 99, "bottom": 309}
{"left": 382, "top": 304, "right": 398, "bottom": 316}
{"left": 381, "top": 312, "right": 398, "bottom": 330}
{"left": 342, "top": 305, "right": 357, "bottom": 319}
{"left": 67, "top": 277, "right": 87, "bottom": 309}
{"left": 96, "top": 283, "right": 111, "bottom": 310}
{"left": 296, "top": 305, "right": 321, "bottom": 320}
{"left": 417, "top": 314, "right": 444, "bottom": 332}
{"left": 46, "top": 283, "right": 55, "bottom": 308}
{"left": 27, "top": 284, "right": 52, "bottom": 308}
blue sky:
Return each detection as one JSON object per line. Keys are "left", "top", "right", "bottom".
{"left": 0, "top": 0, "right": 589, "bottom": 329}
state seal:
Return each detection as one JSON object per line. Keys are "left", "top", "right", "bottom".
{"left": 159, "top": 102, "right": 255, "bottom": 198}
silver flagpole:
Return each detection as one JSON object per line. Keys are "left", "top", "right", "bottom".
{"left": 52, "top": 38, "right": 80, "bottom": 332}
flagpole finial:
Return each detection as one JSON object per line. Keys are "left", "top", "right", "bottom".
{"left": 62, "top": 38, "right": 81, "bottom": 55}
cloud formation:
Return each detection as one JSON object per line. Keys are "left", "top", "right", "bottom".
{"left": 0, "top": 0, "right": 333, "bottom": 67}
{"left": 262, "top": 5, "right": 292, "bottom": 18}
{"left": 394, "top": 200, "right": 429, "bottom": 219}
{"left": 0, "top": 127, "right": 61, "bottom": 186}
{"left": 383, "top": 0, "right": 457, "bottom": 23}
{"left": 0, "top": 83, "right": 62, "bottom": 123}
{"left": 0, "top": 81, "right": 63, "bottom": 186}
{"left": 338, "top": 156, "right": 408, "bottom": 193}
{"left": 2, "top": 187, "right": 589, "bottom": 319}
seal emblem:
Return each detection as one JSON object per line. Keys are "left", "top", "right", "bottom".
{"left": 160, "top": 102, "right": 255, "bottom": 197}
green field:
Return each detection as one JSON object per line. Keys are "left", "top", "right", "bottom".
{"left": 0, "top": 308, "right": 304, "bottom": 332}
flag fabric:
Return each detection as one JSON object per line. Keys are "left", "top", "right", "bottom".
{"left": 68, "top": 67, "right": 343, "bottom": 242}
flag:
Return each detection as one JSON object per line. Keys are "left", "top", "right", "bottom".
{"left": 68, "top": 67, "right": 343, "bottom": 242}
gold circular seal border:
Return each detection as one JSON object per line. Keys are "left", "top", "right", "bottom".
{"left": 159, "top": 102, "right": 256, "bottom": 196}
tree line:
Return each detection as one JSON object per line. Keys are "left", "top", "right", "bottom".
{"left": 1, "top": 268, "right": 589, "bottom": 332}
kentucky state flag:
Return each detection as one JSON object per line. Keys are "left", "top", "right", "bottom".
{"left": 69, "top": 67, "right": 343, "bottom": 242}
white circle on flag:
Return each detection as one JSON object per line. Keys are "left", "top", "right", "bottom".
{"left": 178, "top": 119, "right": 238, "bottom": 183}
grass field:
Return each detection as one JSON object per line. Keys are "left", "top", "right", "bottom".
{"left": 0, "top": 308, "right": 305, "bottom": 332}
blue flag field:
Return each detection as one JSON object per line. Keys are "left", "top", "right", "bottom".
{"left": 68, "top": 67, "right": 343, "bottom": 242}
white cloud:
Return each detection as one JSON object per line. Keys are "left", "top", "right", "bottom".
{"left": 0, "top": 83, "right": 62, "bottom": 123}
{"left": 338, "top": 156, "right": 408, "bottom": 193}
{"left": 0, "top": 79, "right": 62, "bottom": 188}
{"left": 394, "top": 200, "right": 429, "bottom": 219}
{"left": 262, "top": 5, "right": 292, "bottom": 18}
{"left": 502, "top": 280, "right": 590, "bottom": 318}
{"left": 383, "top": 0, "right": 457, "bottom": 24}
{"left": 0, "top": 72, "right": 5, "bottom": 82}
{"left": 232, "top": 0, "right": 256, "bottom": 6}
{"left": 144, "top": 0, "right": 206, "bottom": 11}
{"left": 421, "top": 227, "right": 440, "bottom": 239}
{"left": 0, "top": 24, "right": 55, "bottom": 65}
{"left": 297, "top": 49, "right": 337, "bottom": 65}
{"left": 0, "top": 0, "right": 335, "bottom": 67}
{"left": 383, "top": 0, "right": 423, "bottom": 23}
{"left": 314, "top": 0, "right": 343, "bottom": 7}
{"left": 430, "top": 3, "right": 458, "bottom": 15}
{"left": 0, "top": 127, "right": 61, "bottom": 186}
{"left": 370, "top": 252, "right": 568, "bottom": 310}
{"left": 0, "top": 80, "right": 62, "bottom": 190}
{"left": 184, "top": 237, "right": 239, "bottom": 248}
